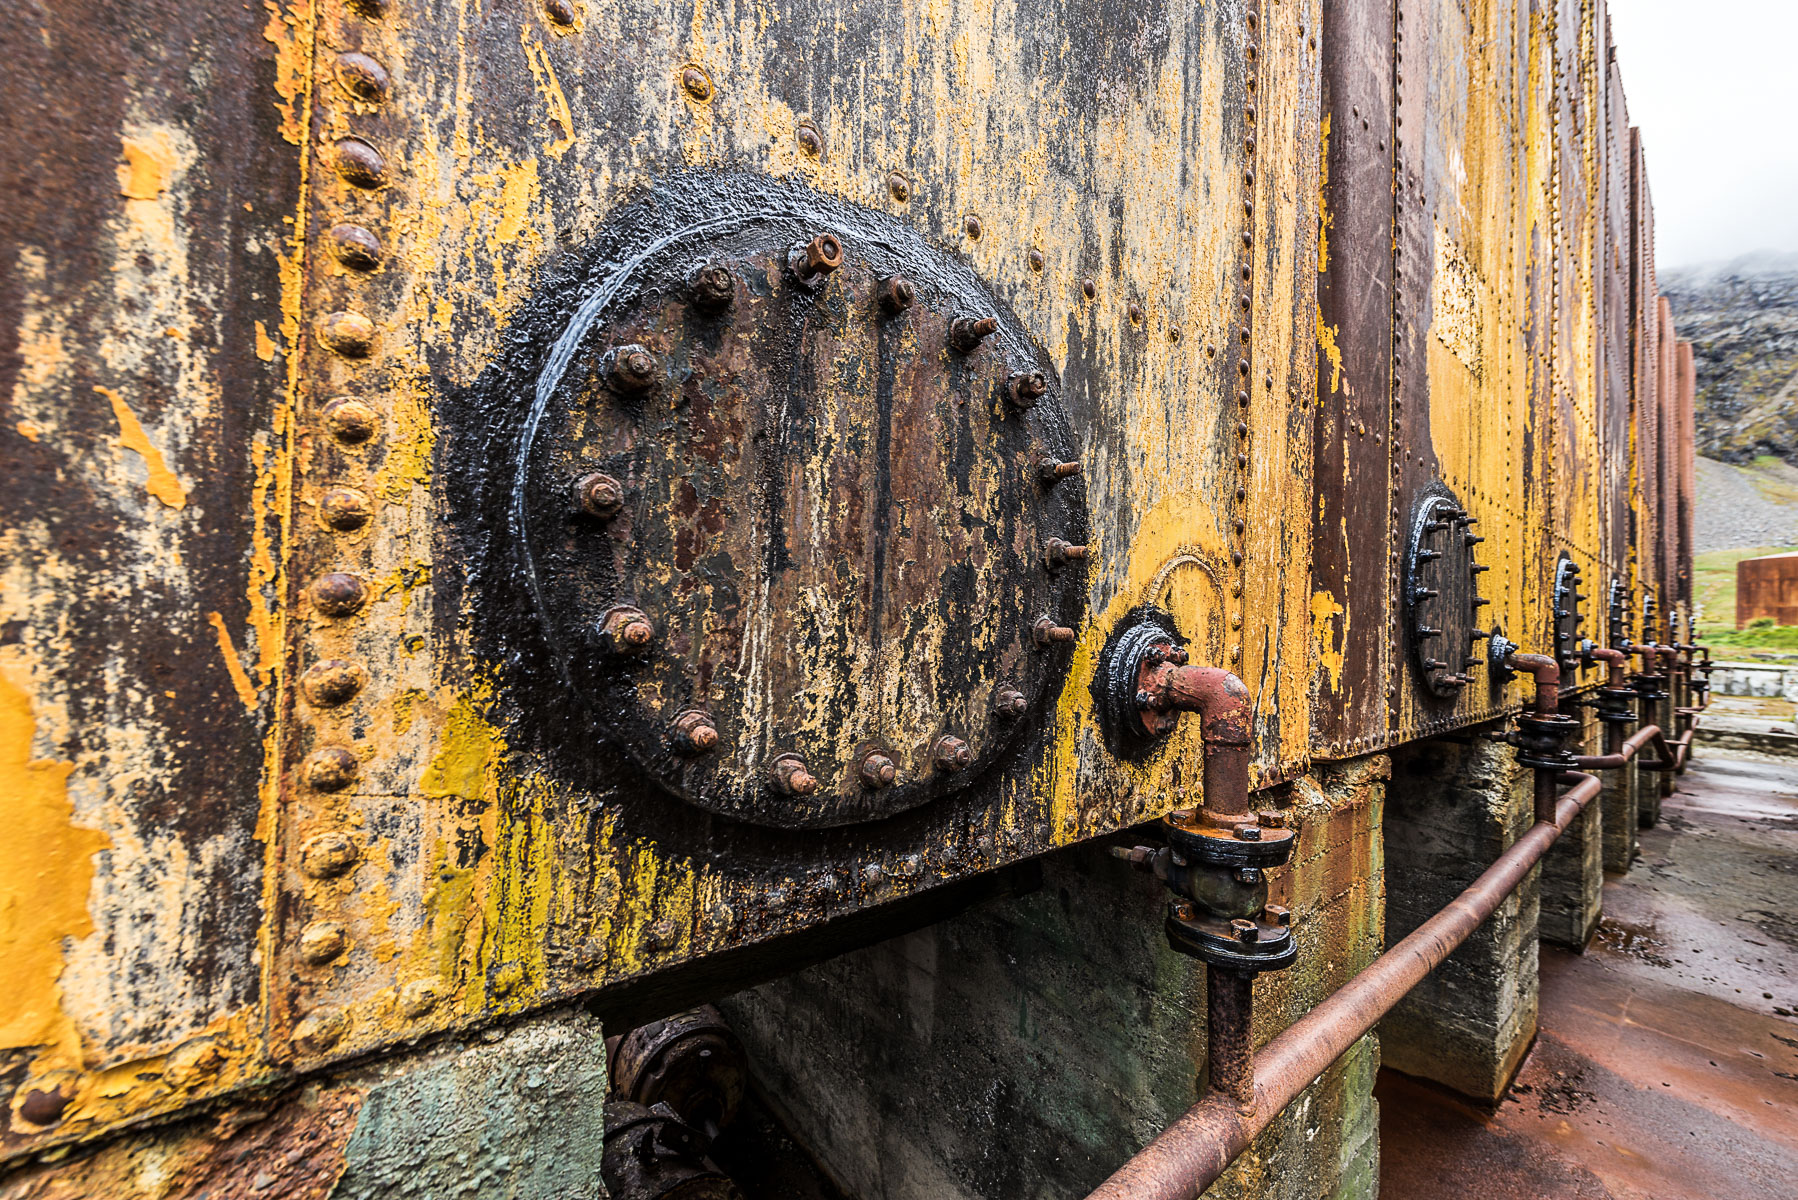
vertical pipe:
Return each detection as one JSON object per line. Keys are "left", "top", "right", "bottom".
{"left": 1206, "top": 968, "right": 1256, "bottom": 1109}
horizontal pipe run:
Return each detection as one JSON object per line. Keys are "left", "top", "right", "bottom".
{"left": 1571, "top": 722, "right": 1662, "bottom": 770}
{"left": 1087, "top": 771, "right": 1605, "bottom": 1200}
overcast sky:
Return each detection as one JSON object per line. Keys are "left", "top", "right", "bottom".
{"left": 1607, "top": 1, "right": 1798, "bottom": 269}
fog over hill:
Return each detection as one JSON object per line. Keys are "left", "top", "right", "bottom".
{"left": 1662, "top": 253, "right": 1798, "bottom": 466}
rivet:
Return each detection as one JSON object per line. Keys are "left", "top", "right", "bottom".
{"left": 334, "top": 52, "right": 390, "bottom": 103}
{"left": 679, "top": 64, "right": 712, "bottom": 100}
{"left": 398, "top": 978, "right": 445, "bottom": 1018}
{"left": 771, "top": 754, "right": 817, "bottom": 797}
{"left": 860, "top": 750, "right": 897, "bottom": 790}
{"left": 1238, "top": 293, "right": 1251, "bottom": 311}
{"left": 301, "top": 831, "right": 360, "bottom": 878}
{"left": 861, "top": 864, "right": 887, "bottom": 890}
{"left": 963, "top": 214, "right": 982, "bottom": 239}
{"left": 1235, "top": 486, "right": 1246, "bottom": 501}
{"left": 796, "top": 122, "right": 823, "bottom": 156}
{"left": 302, "top": 745, "right": 359, "bottom": 792}
{"left": 1082, "top": 278, "right": 1097, "bottom": 300}
{"left": 1231, "top": 613, "right": 1244, "bottom": 628}
{"left": 311, "top": 571, "right": 367, "bottom": 617}
{"left": 319, "top": 487, "right": 372, "bottom": 531}
{"left": 292, "top": 1008, "right": 349, "bottom": 1054}
{"left": 603, "top": 344, "right": 658, "bottom": 393}
{"left": 879, "top": 275, "right": 916, "bottom": 313}
{"left": 1028, "top": 249, "right": 1045, "bottom": 272}
{"left": 1241, "top": 230, "right": 1253, "bottom": 247}
{"left": 16, "top": 1084, "right": 70, "bottom": 1127}
{"left": 1236, "top": 421, "right": 1249, "bottom": 437}
{"left": 1230, "top": 643, "right": 1243, "bottom": 662}
{"left": 298, "top": 921, "right": 348, "bottom": 964}
{"left": 1128, "top": 302, "right": 1144, "bottom": 324}
{"left": 574, "top": 472, "right": 625, "bottom": 518}
{"left": 323, "top": 397, "right": 379, "bottom": 444}
{"left": 644, "top": 916, "right": 681, "bottom": 950}
{"left": 932, "top": 735, "right": 971, "bottom": 773}
{"left": 670, "top": 710, "right": 719, "bottom": 755}
{"left": 1006, "top": 370, "right": 1047, "bottom": 409}
{"left": 949, "top": 315, "right": 1000, "bottom": 352}
{"left": 332, "top": 137, "right": 386, "bottom": 188}
{"left": 1245, "top": 134, "right": 1256, "bottom": 153}
{"left": 789, "top": 233, "right": 843, "bottom": 282}
{"left": 994, "top": 687, "right": 1028, "bottom": 720}
{"left": 687, "top": 260, "right": 735, "bottom": 312}
{"left": 1033, "top": 616, "right": 1076, "bottom": 646}
{"left": 1238, "top": 359, "right": 1250, "bottom": 376}
{"left": 164, "top": 1039, "right": 227, "bottom": 1088}
{"left": 887, "top": 171, "right": 910, "bottom": 202}
{"left": 318, "top": 311, "right": 375, "bottom": 357}
{"left": 301, "top": 660, "right": 366, "bottom": 708}
{"left": 327, "top": 223, "right": 383, "bottom": 270}
{"left": 1236, "top": 453, "right": 1248, "bottom": 468}
{"left": 1233, "top": 519, "right": 1245, "bottom": 535}
{"left": 598, "top": 606, "right": 655, "bottom": 655}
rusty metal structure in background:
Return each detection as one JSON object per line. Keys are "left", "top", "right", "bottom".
{"left": 0, "top": 0, "right": 1697, "bottom": 1191}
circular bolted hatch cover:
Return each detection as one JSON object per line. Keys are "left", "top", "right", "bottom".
{"left": 512, "top": 177, "right": 1088, "bottom": 830}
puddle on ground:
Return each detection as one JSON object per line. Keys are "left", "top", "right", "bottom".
{"left": 1593, "top": 917, "right": 1674, "bottom": 967}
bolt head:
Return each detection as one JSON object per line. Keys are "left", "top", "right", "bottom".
{"left": 1174, "top": 901, "right": 1197, "bottom": 921}
{"left": 1233, "top": 823, "right": 1262, "bottom": 842}
{"left": 679, "top": 64, "right": 711, "bottom": 100}
{"left": 994, "top": 688, "right": 1028, "bottom": 719}
{"left": 1257, "top": 808, "right": 1286, "bottom": 829}
{"left": 933, "top": 735, "right": 971, "bottom": 772}
{"left": 772, "top": 755, "right": 817, "bottom": 797}
{"left": 671, "top": 711, "right": 719, "bottom": 755}
{"left": 859, "top": 751, "right": 897, "bottom": 789}
{"left": 599, "top": 608, "right": 655, "bottom": 655}
{"left": 1264, "top": 904, "right": 1292, "bottom": 926}
{"left": 1231, "top": 918, "right": 1260, "bottom": 943}
{"left": 1007, "top": 371, "right": 1048, "bottom": 409}
{"left": 575, "top": 472, "right": 625, "bottom": 517}
{"left": 796, "top": 124, "right": 823, "bottom": 155}
{"left": 887, "top": 171, "right": 911, "bottom": 202}
{"left": 688, "top": 261, "right": 735, "bottom": 310}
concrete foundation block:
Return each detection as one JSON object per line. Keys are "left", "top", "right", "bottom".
{"left": 723, "top": 758, "right": 1388, "bottom": 1200}
{"left": 1381, "top": 733, "right": 1537, "bottom": 1103}
{"left": 1540, "top": 711, "right": 1604, "bottom": 949}
{"left": 1601, "top": 746, "right": 1638, "bottom": 872}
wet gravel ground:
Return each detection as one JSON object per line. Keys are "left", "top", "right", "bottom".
{"left": 1379, "top": 751, "right": 1798, "bottom": 1200}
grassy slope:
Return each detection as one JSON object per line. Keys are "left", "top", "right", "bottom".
{"left": 1695, "top": 544, "right": 1798, "bottom": 658}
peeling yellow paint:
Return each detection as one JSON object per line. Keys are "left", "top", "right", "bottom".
{"left": 254, "top": 320, "right": 279, "bottom": 363}
{"left": 1310, "top": 590, "right": 1346, "bottom": 693}
{"left": 521, "top": 29, "right": 575, "bottom": 157}
{"left": 0, "top": 668, "right": 108, "bottom": 1055}
{"left": 1318, "top": 306, "right": 1344, "bottom": 396}
{"left": 117, "top": 134, "right": 175, "bottom": 201}
{"left": 96, "top": 386, "right": 188, "bottom": 509}
{"left": 207, "top": 612, "right": 260, "bottom": 712}
{"left": 16, "top": 421, "right": 42, "bottom": 442}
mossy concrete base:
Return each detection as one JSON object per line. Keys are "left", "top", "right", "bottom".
{"left": 1541, "top": 710, "right": 1605, "bottom": 950}
{"left": 1602, "top": 745, "right": 1640, "bottom": 872}
{"left": 1381, "top": 732, "right": 1537, "bottom": 1103}
{"left": 721, "top": 758, "right": 1388, "bottom": 1200}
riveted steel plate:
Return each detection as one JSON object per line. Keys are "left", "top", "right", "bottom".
{"left": 511, "top": 177, "right": 1085, "bottom": 829}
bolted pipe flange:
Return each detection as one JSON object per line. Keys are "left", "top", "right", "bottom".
{"left": 1593, "top": 686, "right": 1639, "bottom": 726}
{"left": 601, "top": 1101, "right": 739, "bottom": 1200}
{"left": 1164, "top": 902, "right": 1298, "bottom": 972}
{"left": 1163, "top": 809, "right": 1296, "bottom": 871}
{"left": 609, "top": 1005, "right": 745, "bottom": 1137}
{"left": 1487, "top": 630, "right": 1518, "bottom": 683}
{"left": 1512, "top": 711, "right": 1581, "bottom": 770}
{"left": 1631, "top": 672, "right": 1669, "bottom": 702}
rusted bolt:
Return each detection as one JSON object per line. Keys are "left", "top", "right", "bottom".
{"left": 311, "top": 572, "right": 367, "bottom": 617}
{"left": 1038, "top": 457, "right": 1082, "bottom": 485}
{"left": 770, "top": 754, "right": 817, "bottom": 797}
{"left": 545, "top": 0, "right": 578, "bottom": 26}
{"left": 950, "top": 315, "right": 1000, "bottom": 352}
{"left": 301, "top": 660, "right": 366, "bottom": 708}
{"left": 878, "top": 275, "right": 915, "bottom": 313}
{"left": 333, "top": 137, "right": 386, "bottom": 188}
{"left": 16, "top": 1085, "right": 69, "bottom": 1127}
{"left": 670, "top": 710, "right": 719, "bottom": 755}
{"left": 795, "top": 123, "right": 823, "bottom": 156}
{"left": 574, "top": 472, "right": 625, "bottom": 517}
{"left": 679, "top": 64, "right": 712, "bottom": 100}
{"left": 963, "top": 214, "right": 982, "bottom": 239}
{"left": 1233, "top": 822, "right": 1262, "bottom": 842}
{"left": 1043, "top": 538, "right": 1088, "bottom": 570}
{"left": 323, "top": 397, "right": 379, "bottom": 443}
{"left": 1258, "top": 808, "right": 1286, "bottom": 829}
{"left": 301, "top": 831, "right": 360, "bottom": 878}
{"left": 598, "top": 606, "right": 655, "bottom": 656}
{"left": 932, "top": 735, "right": 971, "bottom": 773}
{"left": 302, "top": 745, "right": 359, "bottom": 792}
{"left": 1006, "top": 370, "right": 1048, "bottom": 409}
{"left": 859, "top": 750, "right": 897, "bottom": 790}
{"left": 643, "top": 916, "right": 681, "bottom": 949}
{"left": 1033, "top": 616, "right": 1076, "bottom": 646}
{"left": 335, "top": 52, "right": 391, "bottom": 102}
{"left": 604, "top": 345, "right": 658, "bottom": 393}
{"left": 299, "top": 921, "right": 349, "bottom": 964}
{"left": 1231, "top": 918, "right": 1260, "bottom": 943}
{"left": 887, "top": 171, "right": 910, "bottom": 202}
{"left": 327, "top": 223, "right": 383, "bottom": 270}
{"left": 318, "top": 310, "right": 375, "bottom": 357}
{"left": 1081, "top": 278, "right": 1097, "bottom": 300}
{"left": 686, "top": 260, "right": 735, "bottom": 312}
{"left": 319, "top": 487, "right": 373, "bottom": 531}
{"left": 1174, "top": 901, "right": 1197, "bottom": 921}
{"left": 894, "top": 853, "right": 923, "bottom": 879}
{"left": 1028, "top": 248, "right": 1045, "bottom": 271}
{"left": 789, "top": 233, "right": 843, "bottom": 282}
{"left": 292, "top": 1008, "right": 348, "bottom": 1055}
{"left": 993, "top": 687, "right": 1028, "bottom": 720}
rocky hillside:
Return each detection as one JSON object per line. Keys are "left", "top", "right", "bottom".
{"left": 1662, "top": 254, "right": 1798, "bottom": 464}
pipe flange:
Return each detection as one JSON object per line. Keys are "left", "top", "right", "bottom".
{"left": 1097, "top": 607, "right": 1188, "bottom": 749}
{"left": 1594, "top": 687, "right": 1639, "bottom": 726}
{"left": 1487, "top": 630, "right": 1518, "bottom": 683}
{"left": 1165, "top": 903, "right": 1298, "bottom": 972}
{"left": 1631, "top": 672, "right": 1669, "bottom": 702}
{"left": 1163, "top": 810, "right": 1296, "bottom": 870}
{"left": 1513, "top": 712, "right": 1581, "bottom": 771}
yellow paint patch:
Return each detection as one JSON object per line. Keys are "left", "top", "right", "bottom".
{"left": 97, "top": 386, "right": 188, "bottom": 509}
{"left": 117, "top": 134, "right": 175, "bottom": 200}
{"left": 254, "top": 320, "right": 279, "bottom": 363}
{"left": 207, "top": 612, "right": 260, "bottom": 711}
{"left": 1310, "top": 590, "right": 1347, "bottom": 693}
{"left": 0, "top": 668, "right": 108, "bottom": 1052}
{"left": 16, "top": 421, "right": 41, "bottom": 442}
{"left": 1318, "top": 305, "right": 1344, "bottom": 396}
{"left": 522, "top": 30, "right": 575, "bottom": 157}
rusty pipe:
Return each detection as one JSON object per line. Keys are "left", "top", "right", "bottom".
{"left": 1145, "top": 664, "right": 1253, "bottom": 820}
{"left": 1571, "top": 722, "right": 1661, "bottom": 770}
{"left": 1588, "top": 645, "right": 1627, "bottom": 688}
{"left": 1206, "top": 968, "right": 1256, "bottom": 1110}
{"left": 1086, "top": 771, "right": 1605, "bottom": 1200}
{"left": 1505, "top": 650, "right": 1561, "bottom": 715}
